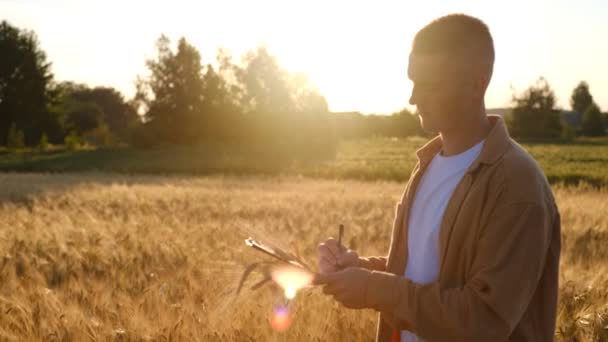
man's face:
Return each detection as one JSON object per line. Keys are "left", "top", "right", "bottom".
{"left": 408, "top": 53, "right": 484, "bottom": 134}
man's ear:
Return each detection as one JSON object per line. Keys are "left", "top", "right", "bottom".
{"left": 474, "top": 69, "right": 490, "bottom": 100}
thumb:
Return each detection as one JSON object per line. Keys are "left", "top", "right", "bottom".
{"left": 312, "top": 272, "right": 336, "bottom": 285}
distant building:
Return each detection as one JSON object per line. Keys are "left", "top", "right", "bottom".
{"left": 560, "top": 111, "right": 583, "bottom": 130}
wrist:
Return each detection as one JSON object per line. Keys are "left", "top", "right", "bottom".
{"left": 365, "top": 271, "right": 399, "bottom": 312}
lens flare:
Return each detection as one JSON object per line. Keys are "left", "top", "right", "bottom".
{"left": 270, "top": 305, "right": 292, "bottom": 332}
{"left": 271, "top": 265, "right": 313, "bottom": 300}
{"left": 284, "top": 287, "right": 297, "bottom": 299}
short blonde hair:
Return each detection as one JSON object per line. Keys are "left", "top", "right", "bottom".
{"left": 412, "top": 14, "right": 495, "bottom": 79}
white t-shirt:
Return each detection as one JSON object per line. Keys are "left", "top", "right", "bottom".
{"left": 401, "top": 139, "right": 485, "bottom": 342}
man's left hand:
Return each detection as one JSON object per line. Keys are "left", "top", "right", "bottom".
{"left": 314, "top": 267, "right": 372, "bottom": 309}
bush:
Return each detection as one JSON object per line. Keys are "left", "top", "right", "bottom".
{"left": 7, "top": 123, "right": 25, "bottom": 150}
{"left": 130, "top": 123, "right": 158, "bottom": 148}
{"left": 83, "top": 123, "right": 114, "bottom": 147}
{"left": 38, "top": 133, "right": 49, "bottom": 151}
{"left": 581, "top": 103, "right": 605, "bottom": 137}
{"left": 64, "top": 131, "right": 81, "bottom": 151}
{"left": 561, "top": 124, "right": 577, "bottom": 140}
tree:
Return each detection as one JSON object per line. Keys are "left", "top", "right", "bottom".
{"left": 233, "top": 47, "right": 338, "bottom": 158}
{"left": 134, "top": 37, "right": 337, "bottom": 157}
{"left": 52, "top": 82, "right": 101, "bottom": 137}
{"left": 56, "top": 82, "right": 138, "bottom": 142}
{"left": 198, "top": 49, "right": 246, "bottom": 142}
{"left": 135, "top": 36, "right": 206, "bottom": 144}
{"left": 391, "top": 109, "right": 425, "bottom": 137}
{"left": 507, "top": 77, "right": 562, "bottom": 139}
{"left": 570, "top": 81, "right": 594, "bottom": 114}
{"left": 0, "top": 20, "right": 60, "bottom": 145}
{"left": 65, "top": 101, "right": 103, "bottom": 135}
{"left": 238, "top": 47, "right": 296, "bottom": 116}
{"left": 581, "top": 103, "right": 605, "bottom": 136}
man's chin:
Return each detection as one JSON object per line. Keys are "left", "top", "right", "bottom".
{"left": 419, "top": 118, "right": 438, "bottom": 134}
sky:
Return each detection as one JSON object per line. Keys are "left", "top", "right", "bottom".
{"left": 1, "top": 0, "right": 607, "bottom": 114}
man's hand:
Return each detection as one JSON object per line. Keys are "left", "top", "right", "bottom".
{"left": 318, "top": 238, "right": 359, "bottom": 273}
{"left": 314, "top": 267, "right": 372, "bottom": 309}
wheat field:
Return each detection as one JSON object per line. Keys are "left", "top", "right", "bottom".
{"left": 0, "top": 173, "right": 606, "bottom": 341}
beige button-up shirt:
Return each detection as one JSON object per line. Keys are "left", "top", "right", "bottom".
{"left": 359, "top": 115, "right": 561, "bottom": 342}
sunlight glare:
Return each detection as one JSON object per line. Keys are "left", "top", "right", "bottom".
{"left": 271, "top": 265, "right": 313, "bottom": 300}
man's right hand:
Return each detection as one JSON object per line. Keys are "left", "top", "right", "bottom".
{"left": 317, "top": 237, "right": 360, "bottom": 274}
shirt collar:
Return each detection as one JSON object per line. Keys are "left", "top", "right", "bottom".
{"left": 415, "top": 115, "right": 511, "bottom": 172}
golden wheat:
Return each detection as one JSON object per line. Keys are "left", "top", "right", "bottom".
{"left": 0, "top": 173, "right": 605, "bottom": 341}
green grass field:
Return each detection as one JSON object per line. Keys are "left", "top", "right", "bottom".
{"left": 1, "top": 136, "right": 607, "bottom": 186}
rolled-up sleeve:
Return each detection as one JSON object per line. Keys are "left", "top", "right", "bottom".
{"left": 364, "top": 202, "right": 555, "bottom": 341}
{"left": 359, "top": 256, "right": 388, "bottom": 272}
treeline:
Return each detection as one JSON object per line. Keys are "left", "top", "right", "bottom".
{"left": 0, "top": 21, "right": 138, "bottom": 148}
{"left": 508, "top": 77, "right": 607, "bottom": 139}
{"left": 130, "top": 36, "right": 339, "bottom": 160}
{"left": 0, "top": 20, "right": 423, "bottom": 160}
{"left": 330, "top": 110, "right": 424, "bottom": 139}
{"left": 1, "top": 19, "right": 606, "bottom": 158}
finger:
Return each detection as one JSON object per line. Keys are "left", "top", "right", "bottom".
{"left": 318, "top": 245, "right": 338, "bottom": 265}
{"left": 321, "top": 238, "right": 342, "bottom": 258}
{"left": 318, "top": 259, "right": 337, "bottom": 274}
{"left": 324, "top": 237, "right": 337, "bottom": 246}
{"left": 323, "top": 283, "right": 342, "bottom": 296}
{"left": 337, "top": 251, "right": 358, "bottom": 267}
{"left": 327, "top": 237, "right": 348, "bottom": 253}
{"left": 318, "top": 245, "right": 338, "bottom": 263}
{"left": 320, "top": 255, "right": 337, "bottom": 265}
{"left": 315, "top": 267, "right": 350, "bottom": 285}
{"left": 313, "top": 272, "right": 334, "bottom": 285}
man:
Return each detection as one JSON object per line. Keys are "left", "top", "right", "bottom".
{"left": 315, "top": 14, "right": 561, "bottom": 342}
